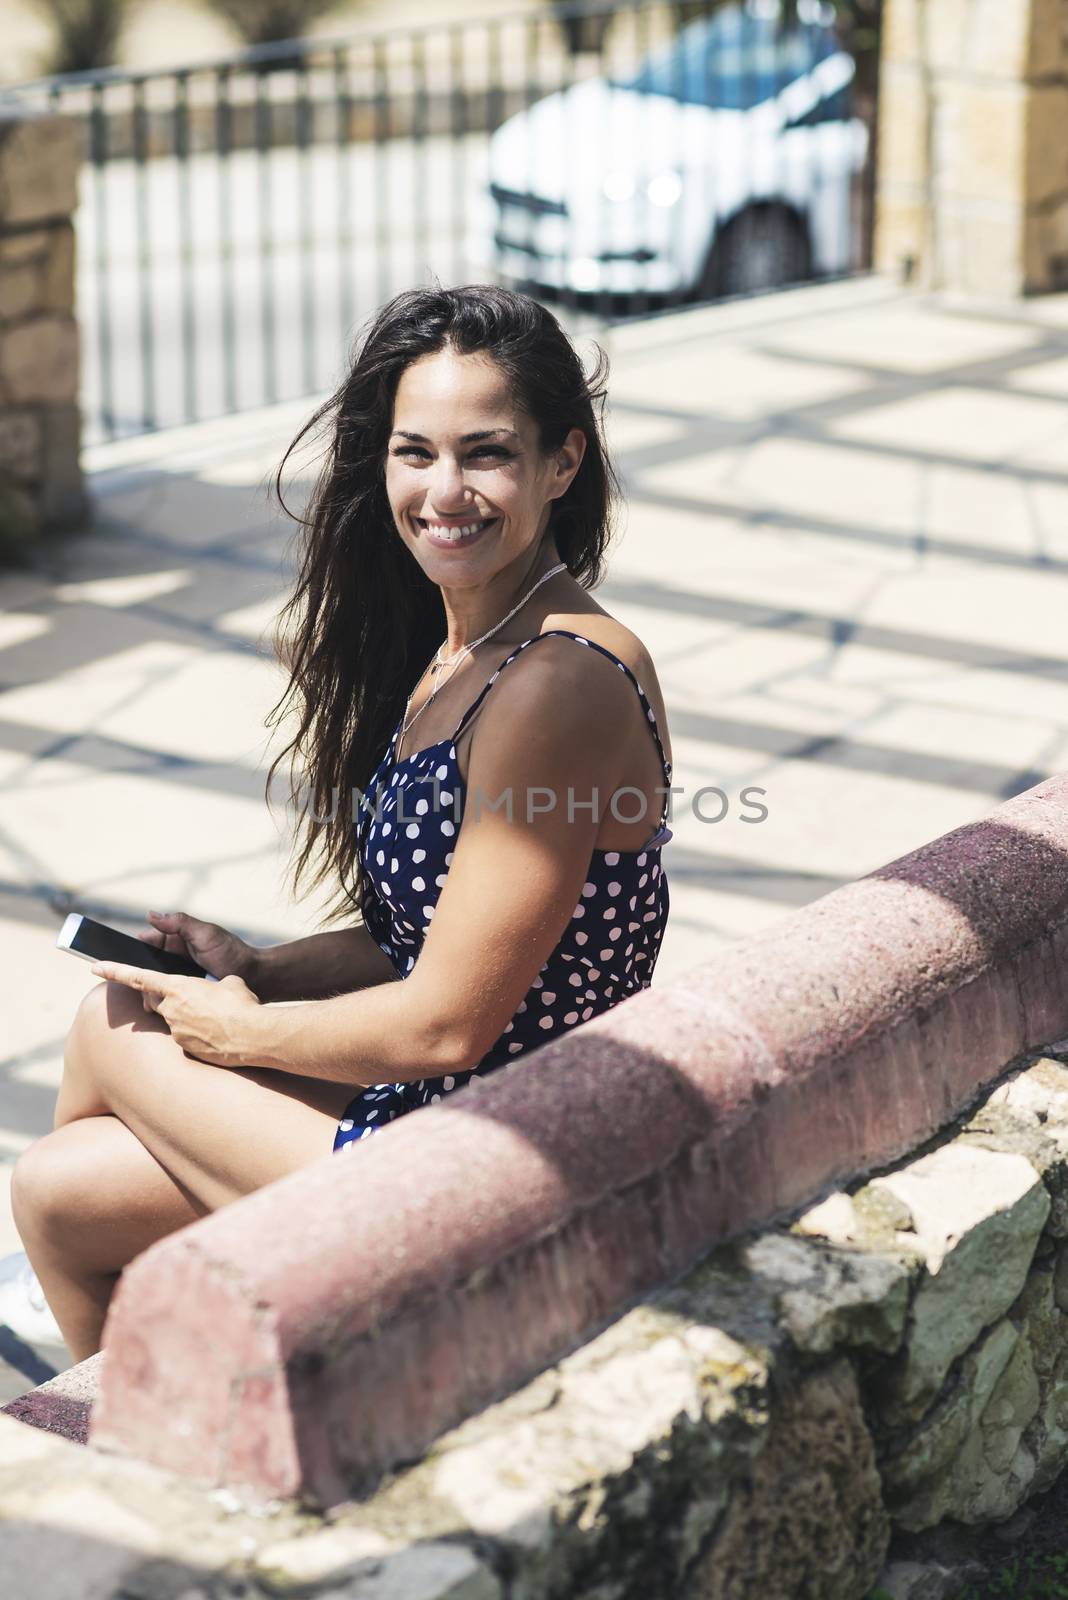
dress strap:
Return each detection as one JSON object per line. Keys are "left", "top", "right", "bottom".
{"left": 451, "top": 629, "right": 674, "bottom": 835}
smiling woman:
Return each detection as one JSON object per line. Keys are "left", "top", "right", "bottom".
{"left": 8, "top": 283, "right": 674, "bottom": 1363}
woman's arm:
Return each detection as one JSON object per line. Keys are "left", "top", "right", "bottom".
{"left": 235, "top": 638, "right": 633, "bottom": 1084}
{"left": 252, "top": 926, "right": 400, "bottom": 1003}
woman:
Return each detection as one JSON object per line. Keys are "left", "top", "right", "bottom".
{"left": 8, "top": 285, "right": 673, "bottom": 1365}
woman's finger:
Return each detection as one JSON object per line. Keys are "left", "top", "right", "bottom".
{"left": 90, "top": 961, "right": 179, "bottom": 997}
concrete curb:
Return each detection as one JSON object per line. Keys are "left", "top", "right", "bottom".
{"left": 1, "top": 1351, "right": 102, "bottom": 1442}
{"left": 86, "top": 774, "right": 1068, "bottom": 1506}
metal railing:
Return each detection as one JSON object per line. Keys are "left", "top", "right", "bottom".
{"left": 3, "top": 0, "right": 878, "bottom": 446}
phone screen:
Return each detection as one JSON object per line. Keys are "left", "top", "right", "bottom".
{"left": 58, "top": 915, "right": 208, "bottom": 979}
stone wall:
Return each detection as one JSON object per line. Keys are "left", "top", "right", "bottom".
{"left": 875, "top": 0, "right": 1068, "bottom": 294}
{"left": 11, "top": 1046, "right": 1068, "bottom": 1597}
{"left": 0, "top": 105, "right": 86, "bottom": 546}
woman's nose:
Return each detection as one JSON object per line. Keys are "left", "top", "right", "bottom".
{"left": 429, "top": 459, "right": 475, "bottom": 508}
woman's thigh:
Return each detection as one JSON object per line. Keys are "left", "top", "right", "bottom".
{"left": 59, "top": 981, "right": 358, "bottom": 1211}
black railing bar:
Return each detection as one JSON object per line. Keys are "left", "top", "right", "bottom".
{"left": 631, "top": 0, "right": 651, "bottom": 319}
{"left": 372, "top": 32, "right": 390, "bottom": 311}
{"left": 486, "top": 19, "right": 505, "bottom": 288}
{"left": 216, "top": 65, "right": 238, "bottom": 416}
{"left": 333, "top": 46, "right": 354, "bottom": 342}
{"left": 521, "top": 13, "right": 540, "bottom": 293}
{"left": 255, "top": 71, "right": 278, "bottom": 406}
{"left": 174, "top": 70, "right": 197, "bottom": 423}
{"left": 559, "top": 11, "right": 578, "bottom": 321}
{"left": 412, "top": 27, "right": 429, "bottom": 289}
{"left": 297, "top": 57, "right": 316, "bottom": 394}
{"left": 448, "top": 23, "right": 465, "bottom": 285}
{"left": 90, "top": 81, "right": 115, "bottom": 439}
{"left": 132, "top": 77, "right": 157, "bottom": 430}
{"left": 592, "top": 7, "right": 610, "bottom": 326}
{"left": 667, "top": 0, "right": 687, "bottom": 314}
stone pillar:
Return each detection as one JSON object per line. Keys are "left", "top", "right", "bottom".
{"left": 875, "top": 0, "right": 1068, "bottom": 295}
{"left": 0, "top": 106, "right": 86, "bottom": 544}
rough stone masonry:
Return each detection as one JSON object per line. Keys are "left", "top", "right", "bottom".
{"left": 0, "top": 105, "right": 86, "bottom": 545}
{"left": 9, "top": 1044, "right": 1068, "bottom": 1599}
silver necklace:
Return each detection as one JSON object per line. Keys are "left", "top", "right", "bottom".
{"left": 399, "top": 560, "right": 567, "bottom": 742}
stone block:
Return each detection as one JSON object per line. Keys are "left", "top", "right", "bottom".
{"left": 0, "top": 479, "right": 37, "bottom": 548}
{"left": 874, "top": 1558, "right": 985, "bottom": 1599}
{"left": 1012, "top": 1250, "right": 1068, "bottom": 1494}
{"left": 741, "top": 1231, "right": 915, "bottom": 1356}
{"left": 961, "top": 0, "right": 1034, "bottom": 78}
{"left": 332, "top": 1544, "right": 502, "bottom": 1600}
{"left": 937, "top": 202, "right": 1027, "bottom": 296}
{"left": 1026, "top": 86, "right": 1068, "bottom": 215}
{"left": 1024, "top": 193, "right": 1068, "bottom": 291}
{"left": 42, "top": 223, "right": 75, "bottom": 316}
{"left": 881, "top": 1317, "right": 1020, "bottom": 1527}
{"left": 684, "top": 1359, "right": 889, "bottom": 1600}
{"left": 0, "top": 410, "right": 42, "bottom": 480}
{"left": 39, "top": 405, "right": 85, "bottom": 528}
{"left": 921, "top": 0, "right": 968, "bottom": 72}
{"left": 872, "top": 1143, "right": 1049, "bottom": 1422}
{"left": 881, "top": 0, "right": 924, "bottom": 65}
{"left": 428, "top": 1310, "right": 756, "bottom": 1591}
{"left": 253, "top": 1526, "right": 398, "bottom": 1591}
{"left": 1028, "top": 0, "right": 1068, "bottom": 78}
{"left": 0, "top": 111, "right": 79, "bottom": 229}
{"left": 876, "top": 65, "right": 930, "bottom": 190}
{"left": 0, "top": 225, "right": 73, "bottom": 322}
{"left": 873, "top": 194, "right": 930, "bottom": 282}
{"left": 0, "top": 316, "right": 79, "bottom": 405}
{"left": 933, "top": 82, "right": 1028, "bottom": 206}
{"left": 0, "top": 228, "right": 51, "bottom": 264}
{"left": 0, "top": 262, "right": 44, "bottom": 323}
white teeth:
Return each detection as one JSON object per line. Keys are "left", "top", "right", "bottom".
{"left": 421, "top": 518, "right": 493, "bottom": 540}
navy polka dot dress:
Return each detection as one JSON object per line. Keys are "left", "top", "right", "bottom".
{"left": 332, "top": 631, "right": 672, "bottom": 1152}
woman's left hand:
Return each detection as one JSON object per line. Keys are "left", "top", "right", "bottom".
{"left": 89, "top": 964, "right": 263, "bottom": 1068}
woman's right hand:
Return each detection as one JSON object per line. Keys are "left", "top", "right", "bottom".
{"left": 136, "top": 910, "right": 259, "bottom": 993}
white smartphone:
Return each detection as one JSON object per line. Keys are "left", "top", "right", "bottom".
{"left": 57, "top": 913, "right": 215, "bottom": 980}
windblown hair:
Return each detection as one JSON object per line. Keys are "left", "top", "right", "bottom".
{"left": 264, "top": 283, "right": 624, "bottom": 926}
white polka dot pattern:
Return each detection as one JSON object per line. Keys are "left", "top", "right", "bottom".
{"left": 333, "top": 631, "right": 672, "bottom": 1153}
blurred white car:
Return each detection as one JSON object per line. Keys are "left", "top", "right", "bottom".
{"left": 469, "top": 0, "right": 868, "bottom": 303}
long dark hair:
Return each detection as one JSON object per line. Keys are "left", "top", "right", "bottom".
{"left": 264, "top": 283, "right": 624, "bottom": 926}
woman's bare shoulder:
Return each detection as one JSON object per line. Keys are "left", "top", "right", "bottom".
{"left": 536, "top": 608, "right": 657, "bottom": 683}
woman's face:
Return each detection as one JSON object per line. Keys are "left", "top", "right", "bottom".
{"left": 385, "top": 347, "right": 585, "bottom": 588}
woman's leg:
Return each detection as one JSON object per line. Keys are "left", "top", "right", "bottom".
{"left": 11, "top": 1115, "right": 208, "bottom": 1362}
{"left": 13, "top": 980, "right": 359, "bottom": 1361}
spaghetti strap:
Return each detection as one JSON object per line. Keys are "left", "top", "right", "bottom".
{"left": 451, "top": 629, "right": 674, "bottom": 834}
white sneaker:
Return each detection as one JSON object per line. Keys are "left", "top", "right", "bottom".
{"left": 0, "top": 1251, "right": 64, "bottom": 1346}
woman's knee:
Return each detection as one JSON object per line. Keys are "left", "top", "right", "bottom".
{"left": 67, "top": 980, "right": 140, "bottom": 1054}
{"left": 10, "top": 1132, "right": 89, "bottom": 1246}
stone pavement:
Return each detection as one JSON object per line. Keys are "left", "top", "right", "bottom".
{"left": 1, "top": 273, "right": 1067, "bottom": 1395}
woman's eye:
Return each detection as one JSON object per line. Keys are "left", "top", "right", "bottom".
{"left": 393, "top": 447, "right": 509, "bottom": 461}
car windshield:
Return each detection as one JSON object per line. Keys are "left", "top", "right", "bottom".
{"left": 610, "top": 4, "right": 842, "bottom": 110}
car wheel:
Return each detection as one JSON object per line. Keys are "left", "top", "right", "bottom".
{"left": 698, "top": 205, "right": 812, "bottom": 301}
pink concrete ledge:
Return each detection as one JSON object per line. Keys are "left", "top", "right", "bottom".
{"left": 88, "top": 774, "right": 1068, "bottom": 1507}
{"left": 2, "top": 1352, "right": 102, "bottom": 1443}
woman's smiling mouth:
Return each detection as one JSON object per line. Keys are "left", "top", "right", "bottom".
{"left": 415, "top": 516, "right": 499, "bottom": 547}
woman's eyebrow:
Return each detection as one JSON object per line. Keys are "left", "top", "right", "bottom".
{"left": 390, "top": 428, "right": 519, "bottom": 443}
